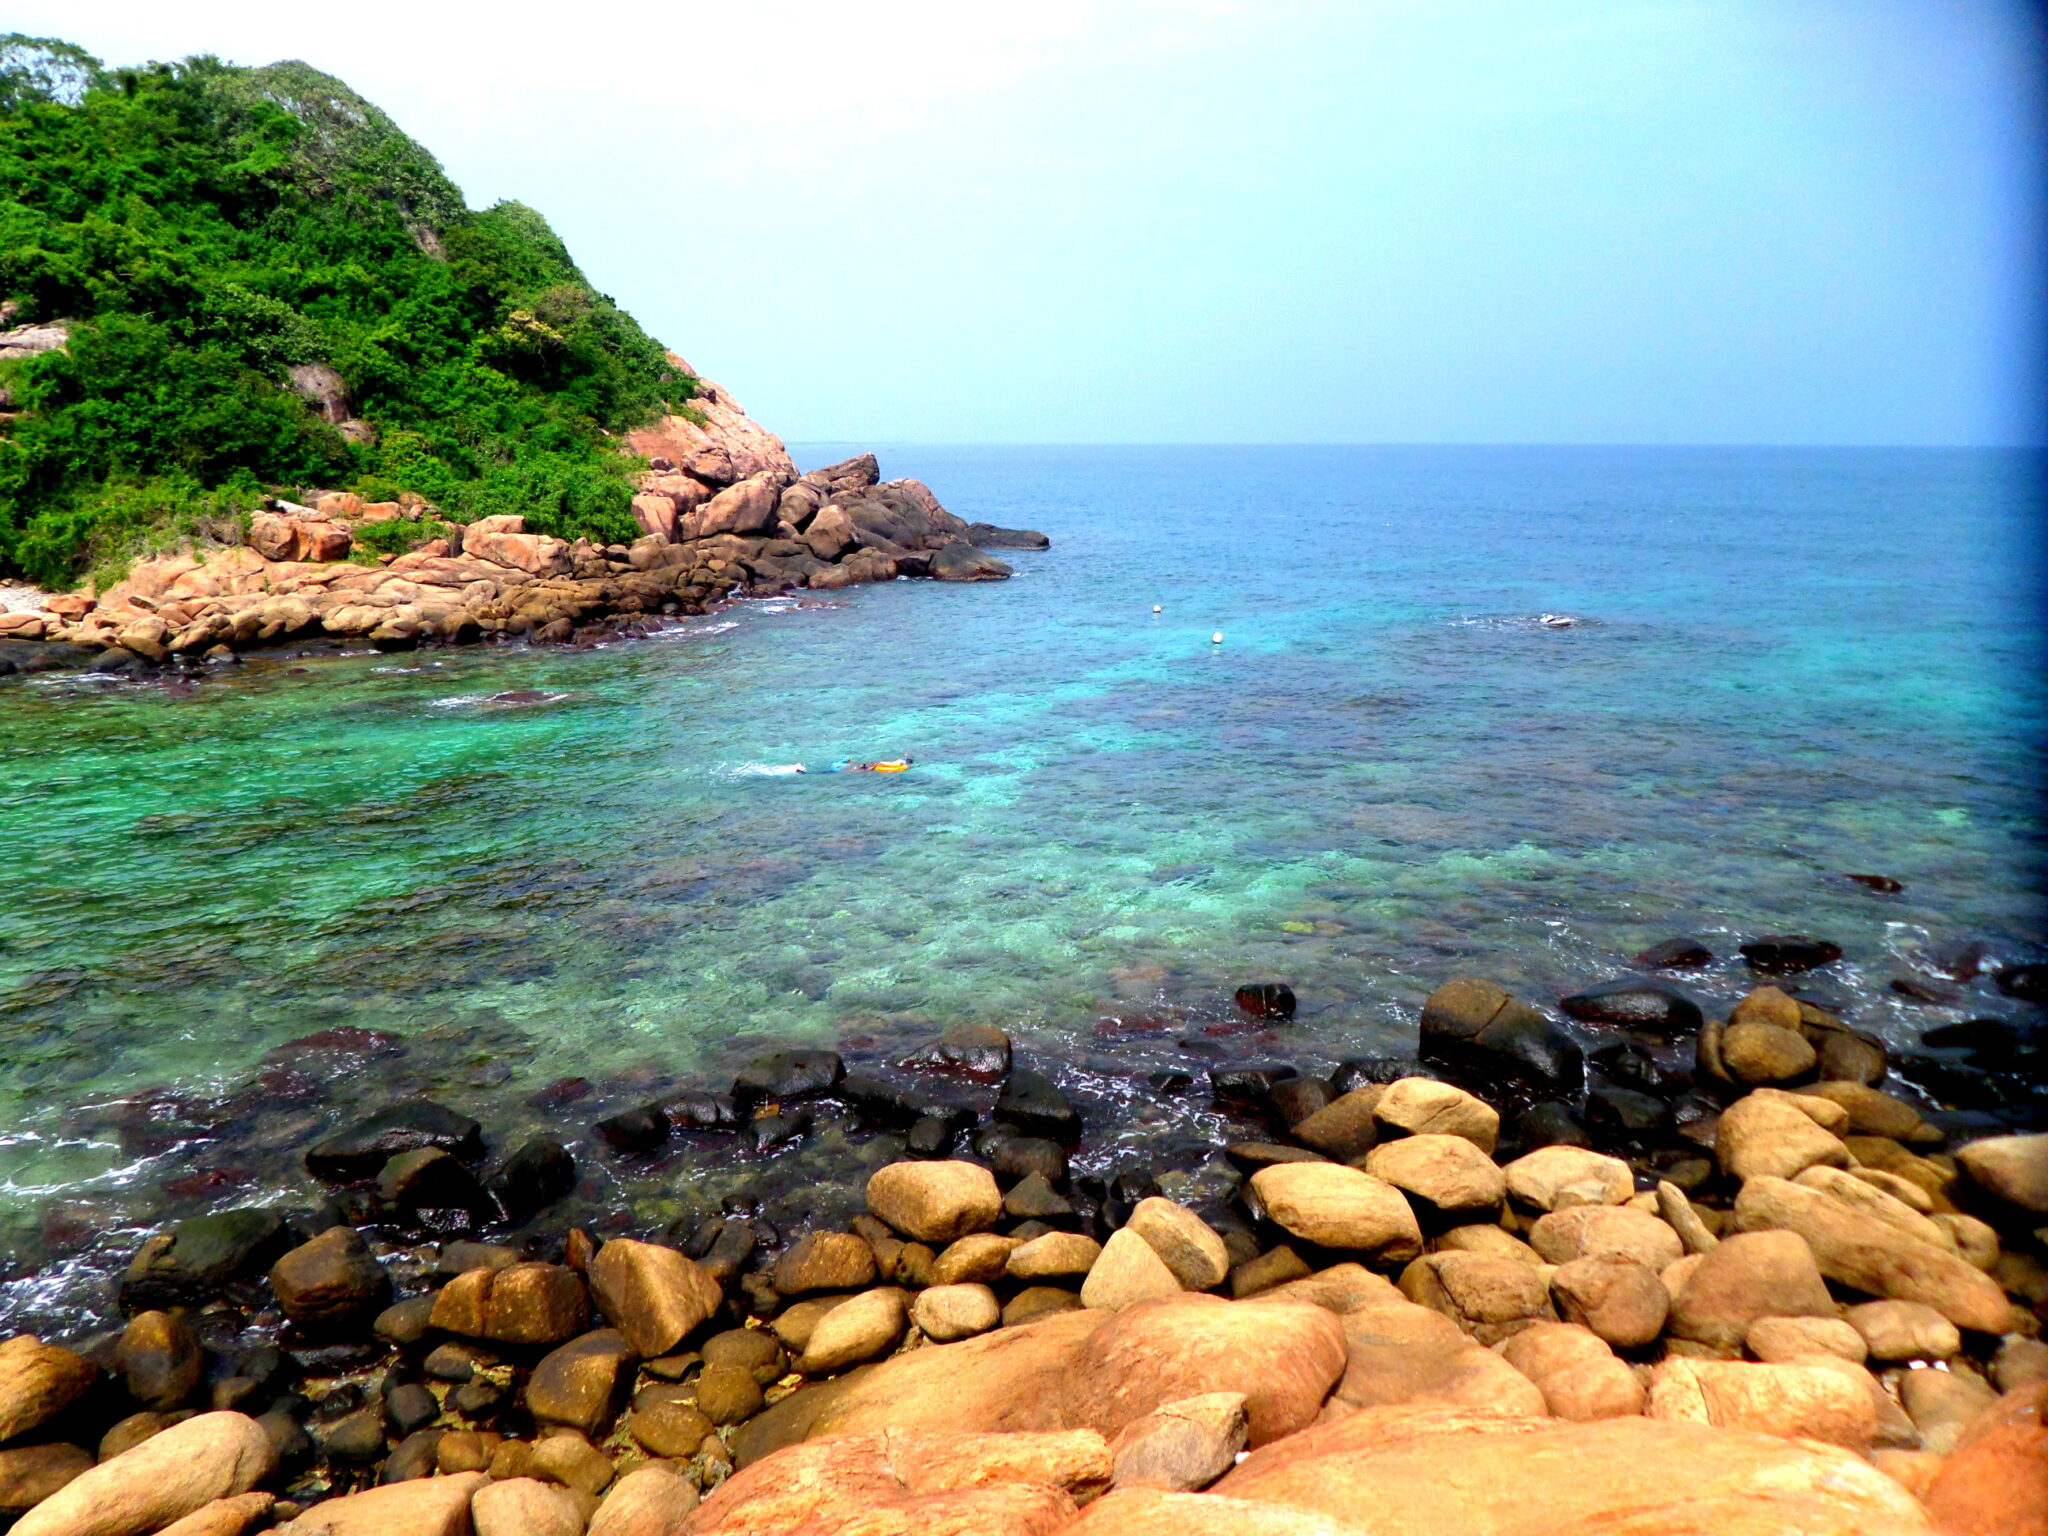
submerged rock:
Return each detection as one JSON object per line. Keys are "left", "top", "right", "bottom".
{"left": 305, "top": 1101, "right": 483, "bottom": 1183}
{"left": 1558, "top": 977, "right": 1703, "bottom": 1037}
{"left": 1739, "top": 935, "right": 1844, "bottom": 975}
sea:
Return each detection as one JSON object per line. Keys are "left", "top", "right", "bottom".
{"left": 0, "top": 444, "right": 2042, "bottom": 1328}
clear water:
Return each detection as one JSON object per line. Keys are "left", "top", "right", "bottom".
{"left": 1, "top": 445, "right": 2043, "bottom": 1326}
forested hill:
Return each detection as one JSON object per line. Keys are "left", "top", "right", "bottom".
{"left": 0, "top": 35, "right": 695, "bottom": 586}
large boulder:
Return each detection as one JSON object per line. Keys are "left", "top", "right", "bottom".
{"left": 1956, "top": 1133, "right": 2048, "bottom": 1212}
{"left": 1418, "top": 979, "right": 1584, "bottom": 1097}
{"left": 1668, "top": 1230, "right": 1834, "bottom": 1352}
{"left": 0, "top": 1336, "right": 97, "bottom": 1443}
{"left": 586, "top": 1238, "right": 721, "bottom": 1357}
{"left": 12, "top": 1412, "right": 276, "bottom": 1536}
{"left": 1558, "top": 976, "right": 1704, "bottom": 1036}
{"left": 690, "top": 1429, "right": 1105, "bottom": 1536}
{"left": 271, "top": 1472, "right": 488, "bottom": 1534}
{"left": 1647, "top": 1357, "right": 1877, "bottom": 1450}
{"left": 1734, "top": 1176, "right": 2016, "bottom": 1334}
{"left": 1206, "top": 1405, "right": 1931, "bottom": 1532}
{"left": 691, "top": 475, "right": 783, "bottom": 538}
{"left": 868, "top": 1161, "right": 1003, "bottom": 1244}
{"left": 120, "top": 1210, "right": 288, "bottom": 1310}
{"left": 1249, "top": 1164, "right": 1422, "bottom": 1261}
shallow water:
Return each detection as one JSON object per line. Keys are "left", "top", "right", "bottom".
{"left": 1, "top": 444, "right": 2043, "bottom": 1327}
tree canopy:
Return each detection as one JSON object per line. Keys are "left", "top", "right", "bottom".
{"left": 0, "top": 40, "right": 691, "bottom": 586}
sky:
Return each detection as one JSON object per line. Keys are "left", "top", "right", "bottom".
{"left": 19, "top": 0, "right": 2046, "bottom": 445}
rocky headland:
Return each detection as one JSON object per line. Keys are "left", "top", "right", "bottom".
{"left": 0, "top": 352, "right": 1045, "bottom": 680}
{"left": 3, "top": 943, "right": 2047, "bottom": 1534}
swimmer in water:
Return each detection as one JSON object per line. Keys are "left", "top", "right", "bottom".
{"left": 740, "top": 763, "right": 808, "bottom": 775}
{"left": 847, "top": 757, "right": 915, "bottom": 773}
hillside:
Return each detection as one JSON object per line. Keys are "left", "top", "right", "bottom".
{"left": 0, "top": 35, "right": 688, "bottom": 587}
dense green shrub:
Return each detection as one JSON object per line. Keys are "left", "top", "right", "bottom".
{"left": 0, "top": 36, "right": 692, "bottom": 585}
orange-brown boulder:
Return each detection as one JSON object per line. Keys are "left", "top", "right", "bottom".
{"left": 1923, "top": 1382, "right": 2048, "bottom": 1536}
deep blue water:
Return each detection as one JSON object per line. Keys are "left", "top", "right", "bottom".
{"left": 0, "top": 444, "right": 2042, "bottom": 1326}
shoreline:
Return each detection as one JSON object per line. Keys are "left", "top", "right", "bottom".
{"left": 0, "top": 954, "right": 2043, "bottom": 1530}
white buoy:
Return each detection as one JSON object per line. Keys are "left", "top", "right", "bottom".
{"left": 1152, "top": 604, "right": 1162, "bottom": 613}
{"left": 1212, "top": 631, "right": 1224, "bottom": 644}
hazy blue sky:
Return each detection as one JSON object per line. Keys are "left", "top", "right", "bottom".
{"left": 23, "top": 1, "right": 2046, "bottom": 445}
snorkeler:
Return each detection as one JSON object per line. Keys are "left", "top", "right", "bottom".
{"left": 826, "top": 757, "right": 915, "bottom": 773}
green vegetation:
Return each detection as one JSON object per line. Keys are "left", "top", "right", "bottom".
{"left": 0, "top": 36, "right": 692, "bottom": 587}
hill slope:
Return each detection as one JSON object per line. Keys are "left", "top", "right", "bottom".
{"left": 0, "top": 36, "right": 691, "bottom": 586}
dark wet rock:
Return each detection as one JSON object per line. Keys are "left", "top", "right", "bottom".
{"left": 530, "top": 1076, "right": 593, "bottom": 1110}
{"left": 424, "top": 1341, "right": 494, "bottom": 1382}
{"left": 1270, "top": 1076, "right": 1335, "bottom": 1128}
{"left": 733, "top": 1049, "right": 844, "bottom": 1103}
{"left": 1740, "top": 935, "right": 1843, "bottom": 975}
{"left": 899, "top": 1024, "right": 1013, "bottom": 1082}
{"left": 489, "top": 1137, "right": 576, "bottom": 1222}
{"left": 384, "top": 1426, "right": 444, "bottom": 1481}
{"left": 1891, "top": 975, "right": 1962, "bottom": 1005}
{"left": 837, "top": 1071, "right": 979, "bottom": 1132}
{"left": 929, "top": 540, "right": 1013, "bottom": 580}
{"left": 1501, "top": 1101, "right": 1593, "bottom": 1156}
{"left": 1922, "top": 1018, "right": 2025, "bottom": 1054}
{"left": 266, "top": 1026, "right": 405, "bottom": 1072}
{"left": 306, "top": 1100, "right": 483, "bottom": 1182}
{"left": 378, "top": 1147, "right": 491, "bottom": 1228}
{"left": 451, "top": 1376, "right": 508, "bottom": 1418}
{"left": 749, "top": 1109, "right": 812, "bottom": 1152}
{"left": 317, "top": 1404, "right": 387, "bottom": 1463}
{"left": 1633, "top": 936, "right": 1714, "bottom": 969}
{"left": 1559, "top": 977, "right": 1704, "bottom": 1037}
{"left": 1004, "top": 1172, "right": 1076, "bottom": 1222}
{"left": 114, "top": 1310, "right": 202, "bottom": 1409}
{"left": 1893, "top": 1055, "right": 2017, "bottom": 1114}
{"left": 965, "top": 522, "right": 1050, "bottom": 549}
{"left": 691, "top": 1218, "right": 760, "bottom": 1288}
{"left": 662, "top": 1090, "right": 744, "bottom": 1131}
{"left": 374, "top": 1294, "right": 439, "bottom": 1347}
{"left": 1146, "top": 1070, "right": 1195, "bottom": 1094}
{"left": 120, "top": 1208, "right": 289, "bottom": 1310}
{"left": 1208, "top": 1066, "right": 1297, "bottom": 1116}
{"left": 906, "top": 1114, "right": 957, "bottom": 1156}
{"left": 1997, "top": 963, "right": 2048, "bottom": 1004}
{"left": 1419, "top": 979, "right": 1584, "bottom": 1096}
{"left": 1813, "top": 1029, "right": 1886, "bottom": 1086}
{"left": 1845, "top": 873, "right": 1904, "bottom": 893}
{"left": 1233, "top": 983, "right": 1297, "bottom": 1020}
{"left": 986, "top": 1134, "right": 1069, "bottom": 1186}
{"left": 1586, "top": 1087, "right": 1669, "bottom": 1148}
{"left": 269, "top": 1225, "right": 388, "bottom": 1327}
{"left": 385, "top": 1382, "right": 438, "bottom": 1436}
{"left": 595, "top": 1104, "right": 670, "bottom": 1153}
{"left": 1331, "top": 1057, "right": 1430, "bottom": 1092}
{"left": 995, "top": 1068, "right": 1082, "bottom": 1142}
{"left": 1588, "top": 1042, "right": 1674, "bottom": 1097}
{"left": 258, "top": 1408, "right": 313, "bottom": 1469}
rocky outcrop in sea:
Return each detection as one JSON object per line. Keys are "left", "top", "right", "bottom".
{"left": 1, "top": 957, "right": 2044, "bottom": 1533}
{"left": 0, "top": 352, "right": 1045, "bottom": 676}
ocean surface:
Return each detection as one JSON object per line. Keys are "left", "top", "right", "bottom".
{"left": 1, "top": 444, "right": 2043, "bottom": 1327}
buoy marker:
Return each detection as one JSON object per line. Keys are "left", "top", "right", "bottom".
{"left": 1153, "top": 604, "right": 1162, "bottom": 613}
{"left": 1212, "top": 631, "right": 1224, "bottom": 644}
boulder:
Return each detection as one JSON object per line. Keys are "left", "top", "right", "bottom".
{"left": 1558, "top": 977, "right": 1704, "bottom": 1036}
{"left": 1210, "top": 1404, "right": 1930, "bottom": 1532}
{"left": 914, "top": 1284, "right": 1002, "bottom": 1342}
{"left": 1109, "top": 1392, "right": 1247, "bottom": 1493}
{"left": 1397, "top": 1252, "right": 1553, "bottom": 1345}
{"left": 587, "top": 1465, "right": 699, "bottom": 1535}
{"left": 929, "top": 541, "right": 1014, "bottom": 581}
{"left": 268, "top": 1225, "right": 387, "bottom": 1326}
{"left": 1362, "top": 1134, "right": 1505, "bottom": 1214}
{"left": 471, "top": 1477, "right": 586, "bottom": 1536}
{"left": 1648, "top": 1357, "right": 1877, "bottom": 1449}
{"left": 1550, "top": 1255, "right": 1668, "bottom": 1347}
{"left": 1528, "top": 1204, "right": 1683, "bottom": 1269}
{"left": 1500, "top": 1321, "right": 1645, "bottom": 1421}
{"left": 1418, "top": 979, "right": 1584, "bottom": 1097}
{"left": 1501, "top": 1145, "right": 1633, "bottom": 1211}
{"left": 0, "top": 1443, "right": 93, "bottom": 1514}
{"left": 867, "top": 1161, "right": 1002, "bottom": 1244}
{"left": 690, "top": 1428, "right": 1102, "bottom": 1536}
{"left": 1923, "top": 1383, "right": 2048, "bottom": 1536}
{"left": 1846, "top": 1299, "right": 1962, "bottom": 1362}
{"left": 1330, "top": 1294, "right": 1547, "bottom": 1416}
{"left": 270, "top": 1472, "right": 489, "bottom": 1535}
{"left": 1715, "top": 1091, "right": 1848, "bottom": 1182}
{"left": 1008, "top": 1232, "right": 1103, "bottom": 1280}
{"left": 692, "top": 476, "right": 783, "bottom": 538}
{"left": 1248, "top": 1164, "right": 1422, "bottom": 1260}
{"left": 142, "top": 1492, "right": 275, "bottom": 1536}
{"left": 465, "top": 529, "right": 572, "bottom": 576}
{"left": 933, "top": 1233, "right": 1024, "bottom": 1286}
{"left": 1957, "top": 1132, "right": 2048, "bottom": 1212}
{"left": 12, "top": 1412, "right": 276, "bottom": 1536}
{"left": 1125, "top": 1198, "right": 1230, "bottom": 1290}
{"left": 1372, "top": 1078, "right": 1498, "bottom": 1152}
{"left": 115, "top": 1309, "right": 202, "bottom": 1410}
{"left": 306, "top": 1102, "right": 482, "bottom": 1182}
{"left": 1290, "top": 1089, "right": 1381, "bottom": 1161}
{"left": 430, "top": 1262, "right": 588, "bottom": 1345}
{"left": 1746, "top": 1315, "right": 1869, "bottom": 1364}
{"left": 0, "top": 1335, "right": 98, "bottom": 1442}
{"left": 1740, "top": 935, "right": 1843, "bottom": 974}
{"left": 1668, "top": 1230, "right": 1835, "bottom": 1352}
{"left": 1082, "top": 1229, "right": 1185, "bottom": 1311}
{"left": 1721, "top": 1022, "right": 1818, "bottom": 1084}
{"left": 775, "top": 1231, "right": 878, "bottom": 1296}
{"left": 587, "top": 1238, "right": 722, "bottom": 1357}
{"left": 525, "top": 1329, "right": 637, "bottom": 1435}
{"left": 798, "top": 1287, "right": 910, "bottom": 1374}
{"left": 120, "top": 1210, "right": 288, "bottom": 1311}
{"left": 1734, "top": 1176, "right": 2016, "bottom": 1334}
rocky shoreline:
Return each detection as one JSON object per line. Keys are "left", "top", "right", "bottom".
{"left": 2, "top": 945, "right": 2046, "bottom": 1533}
{"left": 0, "top": 363, "right": 1046, "bottom": 681}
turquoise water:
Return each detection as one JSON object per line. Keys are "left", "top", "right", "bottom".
{"left": 1, "top": 445, "right": 2043, "bottom": 1322}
